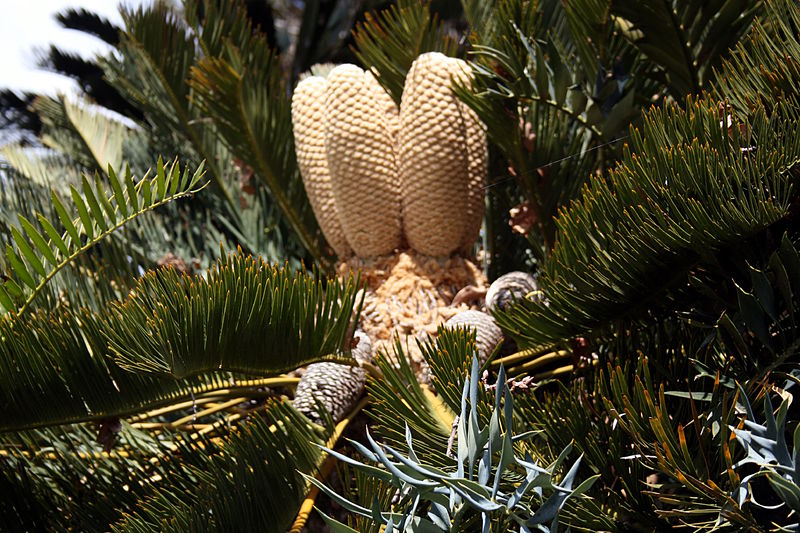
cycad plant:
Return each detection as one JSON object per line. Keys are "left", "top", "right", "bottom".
{"left": 1, "top": 0, "right": 800, "bottom": 531}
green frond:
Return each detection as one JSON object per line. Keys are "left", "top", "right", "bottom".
{"left": 422, "top": 327, "right": 494, "bottom": 423}
{"left": 366, "top": 329, "right": 498, "bottom": 470}
{"left": 114, "top": 401, "right": 327, "bottom": 532}
{"left": 714, "top": 0, "right": 800, "bottom": 112}
{"left": 457, "top": 0, "right": 639, "bottom": 256}
{"left": 0, "top": 158, "right": 205, "bottom": 315}
{"left": 562, "top": 0, "right": 638, "bottom": 85}
{"left": 106, "top": 251, "right": 360, "bottom": 378}
{"left": 116, "top": 3, "right": 196, "bottom": 125}
{"left": 334, "top": 462, "right": 398, "bottom": 533}
{"left": 609, "top": 0, "right": 761, "bottom": 97}
{"left": 367, "top": 339, "right": 454, "bottom": 469}
{"left": 672, "top": 231, "right": 800, "bottom": 379}
{"left": 497, "top": 97, "right": 800, "bottom": 348}
{"left": 0, "top": 423, "right": 175, "bottom": 531}
{"left": 4, "top": 400, "right": 331, "bottom": 531}
{"left": 514, "top": 376, "right": 655, "bottom": 525}
{"left": 352, "top": 0, "right": 459, "bottom": 105}
{"left": 599, "top": 359, "right": 765, "bottom": 530}
{"left": 189, "top": 38, "right": 325, "bottom": 263}
{"left": 0, "top": 304, "right": 230, "bottom": 431}
{"left": 0, "top": 144, "right": 83, "bottom": 191}
{"left": 102, "top": 2, "right": 239, "bottom": 219}
{"left": 183, "top": 0, "right": 259, "bottom": 59}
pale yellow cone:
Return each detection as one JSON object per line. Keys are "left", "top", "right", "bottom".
{"left": 292, "top": 76, "right": 352, "bottom": 257}
{"left": 324, "top": 64, "right": 403, "bottom": 257}
{"left": 399, "top": 52, "right": 487, "bottom": 257}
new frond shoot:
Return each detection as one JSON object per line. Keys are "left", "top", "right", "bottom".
{"left": 0, "top": 157, "right": 206, "bottom": 315}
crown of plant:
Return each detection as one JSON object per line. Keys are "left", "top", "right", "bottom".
{"left": 292, "top": 52, "right": 487, "bottom": 259}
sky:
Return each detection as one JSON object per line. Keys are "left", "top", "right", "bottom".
{"left": 0, "top": 1, "right": 147, "bottom": 96}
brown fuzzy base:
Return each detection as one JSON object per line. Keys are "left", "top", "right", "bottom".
{"left": 337, "top": 251, "right": 487, "bottom": 375}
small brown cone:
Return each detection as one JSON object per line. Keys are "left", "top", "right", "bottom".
{"left": 324, "top": 65, "right": 403, "bottom": 257}
{"left": 291, "top": 76, "right": 351, "bottom": 257}
{"left": 292, "top": 331, "right": 372, "bottom": 424}
{"left": 445, "top": 310, "right": 503, "bottom": 365}
{"left": 399, "top": 53, "right": 487, "bottom": 257}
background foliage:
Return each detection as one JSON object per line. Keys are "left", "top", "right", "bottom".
{"left": 1, "top": 0, "right": 799, "bottom": 531}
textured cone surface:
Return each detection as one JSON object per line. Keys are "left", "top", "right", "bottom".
{"left": 399, "top": 53, "right": 485, "bottom": 256}
{"left": 293, "top": 331, "right": 372, "bottom": 423}
{"left": 325, "top": 65, "right": 402, "bottom": 257}
{"left": 292, "top": 76, "right": 351, "bottom": 257}
{"left": 486, "top": 271, "right": 539, "bottom": 313}
{"left": 445, "top": 310, "right": 503, "bottom": 365}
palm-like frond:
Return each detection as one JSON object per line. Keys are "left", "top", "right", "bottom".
{"left": 497, "top": 98, "right": 799, "bottom": 348}
{"left": 457, "top": 0, "right": 639, "bottom": 257}
{"left": 0, "top": 144, "right": 83, "bottom": 190}
{"left": 0, "top": 249, "right": 358, "bottom": 431}
{"left": 3, "top": 401, "right": 329, "bottom": 532}
{"left": 0, "top": 158, "right": 205, "bottom": 314}
{"left": 609, "top": 0, "right": 761, "bottom": 97}
{"left": 367, "top": 339, "right": 454, "bottom": 469}
{"left": 33, "top": 96, "right": 127, "bottom": 175}
{"left": 32, "top": 96, "right": 123, "bottom": 173}
{"left": 0, "top": 305, "right": 219, "bottom": 431}
{"left": 0, "top": 424, "right": 174, "bottom": 531}
{"left": 600, "top": 360, "right": 765, "bottom": 529}
{"left": 107, "top": 252, "right": 361, "bottom": 378}
{"left": 189, "top": 29, "right": 324, "bottom": 263}
{"left": 115, "top": 402, "right": 328, "bottom": 532}
{"left": 714, "top": 0, "right": 800, "bottom": 113}
{"left": 55, "top": 7, "right": 120, "bottom": 45}
{"left": 102, "top": 2, "right": 239, "bottom": 219}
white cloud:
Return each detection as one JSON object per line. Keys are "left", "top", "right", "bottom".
{"left": 0, "top": 1, "right": 146, "bottom": 96}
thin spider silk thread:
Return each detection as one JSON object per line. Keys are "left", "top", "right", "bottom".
{"left": 481, "top": 135, "right": 629, "bottom": 192}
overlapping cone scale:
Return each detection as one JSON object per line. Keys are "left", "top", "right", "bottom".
{"left": 325, "top": 64, "right": 403, "bottom": 257}
{"left": 445, "top": 310, "right": 503, "bottom": 365}
{"left": 399, "top": 52, "right": 486, "bottom": 257}
{"left": 291, "top": 53, "right": 487, "bottom": 259}
{"left": 291, "top": 76, "right": 352, "bottom": 257}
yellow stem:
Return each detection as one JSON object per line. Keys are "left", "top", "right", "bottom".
{"left": 493, "top": 349, "right": 568, "bottom": 368}
{"left": 170, "top": 397, "right": 247, "bottom": 427}
{"left": 130, "top": 377, "right": 299, "bottom": 422}
{"left": 506, "top": 351, "right": 572, "bottom": 376}
{"left": 289, "top": 396, "right": 369, "bottom": 533}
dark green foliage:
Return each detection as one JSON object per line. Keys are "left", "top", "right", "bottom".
{"left": 367, "top": 339, "right": 454, "bottom": 469}
{"left": 107, "top": 252, "right": 361, "bottom": 378}
{"left": 3, "top": 0, "right": 800, "bottom": 530}
{"left": 497, "top": 98, "right": 799, "bottom": 348}
{"left": 0, "top": 158, "right": 205, "bottom": 314}
{"left": 312, "top": 359, "right": 598, "bottom": 532}
{"left": 189, "top": 20, "right": 324, "bottom": 264}
{"left": 114, "top": 402, "right": 328, "bottom": 532}
{"left": 609, "top": 0, "right": 761, "bottom": 97}
{"left": 457, "top": 0, "right": 639, "bottom": 261}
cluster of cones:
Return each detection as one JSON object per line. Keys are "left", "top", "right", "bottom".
{"left": 290, "top": 53, "right": 530, "bottom": 423}
{"left": 291, "top": 52, "right": 487, "bottom": 259}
